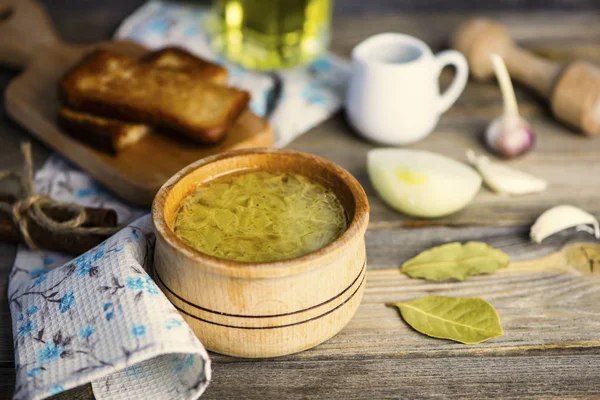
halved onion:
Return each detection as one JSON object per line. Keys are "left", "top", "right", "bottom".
{"left": 367, "top": 149, "right": 482, "bottom": 218}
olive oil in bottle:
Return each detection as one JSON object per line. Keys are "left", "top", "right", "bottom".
{"left": 210, "top": 0, "right": 332, "bottom": 70}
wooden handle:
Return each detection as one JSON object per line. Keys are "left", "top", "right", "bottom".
{"left": 452, "top": 17, "right": 600, "bottom": 136}
{"left": 551, "top": 61, "right": 600, "bottom": 136}
{"left": 451, "top": 18, "right": 562, "bottom": 97}
{"left": 503, "top": 47, "right": 562, "bottom": 99}
{"left": 0, "top": 0, "right": 59, "bottom": 68}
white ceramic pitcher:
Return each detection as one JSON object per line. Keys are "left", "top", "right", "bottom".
{"left": 345, "top": 33, "right": 469, "bottom": 145}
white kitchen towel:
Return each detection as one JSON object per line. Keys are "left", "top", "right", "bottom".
{"left": 115, "top": 0, "right": 350, "bottom": 147}
{"left": 9, "top": 157, "right": 210, "bottom": 400}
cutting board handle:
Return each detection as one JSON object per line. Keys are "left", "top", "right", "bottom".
{"left": 0, "top": 0, "right": 60, "bottom": 69}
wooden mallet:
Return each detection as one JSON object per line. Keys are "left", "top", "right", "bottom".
{"left": 451, "top": 18, "right": 600, "bottom": 136}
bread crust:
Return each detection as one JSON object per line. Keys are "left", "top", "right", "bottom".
{"left": 57, "top": 106, "right": 149, "bottom": 155}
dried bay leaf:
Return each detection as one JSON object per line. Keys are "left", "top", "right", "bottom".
{"left": 390, "top": 295, "right": 503, "bottom": 344}
{"left": 401, "top": 241, "right": 510, "bottom": 281}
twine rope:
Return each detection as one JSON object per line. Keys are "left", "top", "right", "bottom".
{"left": 0, "top": 143, "right": 119, "bottom": 250}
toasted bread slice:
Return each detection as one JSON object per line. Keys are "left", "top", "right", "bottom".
{"left": 59, "top": 47, "right": 229, "bottom": 153}
{"left": 60, "top": 50, "right": 248, "bottom": 143}
{"left": 141, "top": 47, "right": 228, "bottom": 85}
{"left": 58, "top": 106, "right": 150, "bottom": 155}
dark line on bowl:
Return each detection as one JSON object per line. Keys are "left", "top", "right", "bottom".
{"left": 154, "top": 260, "right": 366, "bottom": 318}
{"left": 170, "top": 274, "right": 366, "bottom": 330}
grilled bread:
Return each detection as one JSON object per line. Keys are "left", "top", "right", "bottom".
{"left": 59, "top": 47, "right": 230, "bottom": 154}
{"left": 59, "top": 49, "right": 248, "bottom": 144}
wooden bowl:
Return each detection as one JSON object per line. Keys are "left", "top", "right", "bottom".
{"left": 152, "top": 148, "right": 369, "bottom": 358}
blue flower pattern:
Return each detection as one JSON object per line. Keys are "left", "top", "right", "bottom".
{"left": 17, "top": 320, "right": 35, "bottom": 337}
{"left": 27, "top": 367, "right": 43, "bottom": 378}
{"left": 145, "top": 277, "right": 159, "bottom": 294}
{"left": 103, "top": 302, "right": 123, "bottom": 322}
{"left": 74, "top": 255, "right": 95, "bottom": 277}
{"left": 73, "top": 244, "right": 106, "bottom": 277}
{"left": 126, "top": 275, "right": 159, "bottom": 296}
{"left": 79, "top": 325, "right": 95, "bottom": 339}
{"left": 166, "top": 318, "right": 182, "bottom": 329}
{"left": 59, "top": 291, "right": 75, "bottom": 313}
{"left": 37, "top": 342, "right": 64, "bottom": 364}
{"left": 26, "top": 305, "right": 39, "bottom": 316}
{"left": 126, "top": 277, "right": 144, "bottom": 291}
{"left": 32, "top": 274, "right": 47, "bottom": 287}
{"left": 131, "top": 324, "right": 146, "bottom": 338}
{"left": 49, "top": 384, "right": 64, "bottom": 395}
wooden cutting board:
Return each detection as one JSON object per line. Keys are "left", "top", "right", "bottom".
{"left": 0, "top": 0, "right": 273, "bottom": 206}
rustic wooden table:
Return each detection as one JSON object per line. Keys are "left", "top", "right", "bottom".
{"left": 2, "top": 3, "right": 600, "bottom": 399}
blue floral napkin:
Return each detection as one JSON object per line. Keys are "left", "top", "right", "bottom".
{"left": 115, "top": 0, "right": 350, "bottom": 147}
{"left": 9, "top": 157, "right": 210, "bottom": 400}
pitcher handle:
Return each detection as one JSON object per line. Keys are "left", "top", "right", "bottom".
{"left": 435, "top": 50, "right": 469, "bottom": 114}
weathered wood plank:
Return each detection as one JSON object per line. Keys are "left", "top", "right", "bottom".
{"left": 206, "top": 352, "right": 600, "bottom": 399}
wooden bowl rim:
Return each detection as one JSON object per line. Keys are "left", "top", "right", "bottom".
{"left": 152, "top": 148, "right": 369, "bottom": 277}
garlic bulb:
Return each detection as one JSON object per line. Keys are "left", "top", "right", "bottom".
{"left": 485, "top": 54, "right": 536, "bottom": 158}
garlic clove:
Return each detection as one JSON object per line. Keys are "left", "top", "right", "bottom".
{"left": 530, "top": 205, "right": 600, "bottom": 243}
{"left": 466, "top": 149, "right": 547, "bottom": 195}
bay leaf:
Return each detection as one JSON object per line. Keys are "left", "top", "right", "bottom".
{"left": 390, "top": 295, "right": 503, "bottom": 344}
{"left": 401, "top": 241, "right": 510, "bottom": 281}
